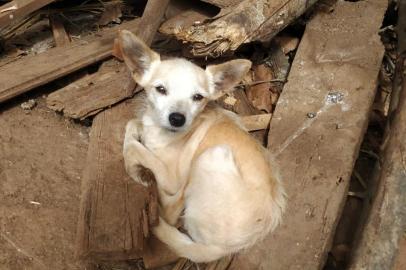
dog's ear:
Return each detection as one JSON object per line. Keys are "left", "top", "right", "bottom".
{"left": 118, "top": 30, "right": 160, "bottom": 86}
{"left": 206, "top": 59, "right": 252, "bottom": 99}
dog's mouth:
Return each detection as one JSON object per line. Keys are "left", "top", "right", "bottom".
{"left": 164, "top": 125, "right": 187, "bottom": 133}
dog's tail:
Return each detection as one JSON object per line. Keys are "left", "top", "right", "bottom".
{"left": 152, "top": 217, "right": 226, "bottom": 263}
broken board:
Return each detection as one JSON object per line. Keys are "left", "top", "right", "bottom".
{"left": 46, "top": 59, "right": 137, "bottom": 119}
{"left": 230, "top": 0, "right": 387, "bottom": 269}
{"left": 0, "top": 18, "right": 139, "bottom": 104}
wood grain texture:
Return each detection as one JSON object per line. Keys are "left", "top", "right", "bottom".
{"left": 0, "top": 18, "right": 139, "bottom": 103}
{"left": 76, "top": 97, "right": 158, "bottom": 260}
{"left": 163, "top": 0, "right": 318, "bottom": 57}
{"left": 230, "top": 1, "right": 387, "bottom": 269}
{"left": 76, "top": 0, "right": 171, "bottom": 263}
{"left": 349, "top": 67, "right": 406, "bottom": 270}
{"left": 349, "top": 3, "right": 406, "bottom": 267}
{"left": 46, "top": 60, "right": 137, "bottom": 119}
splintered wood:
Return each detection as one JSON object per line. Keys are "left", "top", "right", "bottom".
{"left": 46, "top": 60, "right": 137, "bottom": 119}
{"left": 162, "top": 0, "right": 318, "bottom": 57}
{"left": 230, "top": 0, "right": 387, "bottom": 269}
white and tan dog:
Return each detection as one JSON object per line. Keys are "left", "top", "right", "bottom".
{"left": 119, "top": 30, "right": 285, "bottom": 263}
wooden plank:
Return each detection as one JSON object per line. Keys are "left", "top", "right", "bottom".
{"left": 76, "top": 0, "right": 171, "bottom": 262}
{"left": 76, "top": 97, "right": 158, "bottom": 260}
{"left": 0, "top": 18, "right": 139, "bottom": 104}
{"left": 0, "top": 0, "right": 53, "bottom": 28}
{"left": 46, "top": 59, "right": 137, "bottom": 119}
{"left": 229, "top": 0, "right": 387, "bottom": 269}
{"left": 348, "top": 65, "right": 406, "bottom": 270}
{"left": 349, "top": 2, "right": 406, "bottom": 267}
{"left": 49, "top": 15, "right": 71, "bottom": 47}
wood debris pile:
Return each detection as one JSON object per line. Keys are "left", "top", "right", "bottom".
{"left": 0, "top": 0, "right": 402, "bottom": 270}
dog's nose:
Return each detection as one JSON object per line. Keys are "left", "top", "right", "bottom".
{"left": 169, "top": 112, "right": 186, "bottom": 127}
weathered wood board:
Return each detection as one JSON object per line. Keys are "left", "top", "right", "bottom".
{"left": 0, "top": 18, "right": 139, "bottom": 104}
{"left": 348, "top": 66, "right": 406, "bottom": 270}
{"left": 230, "top": 0, "right": 387, "bottom": 269}
{"left": 76, "top": 0, "right": 171, "bottom": 263}
{"left": 76, "top": 97, "right": 158, "bottom": 260}
{"left": 46, "top": 59, "right": 137, "bottom": 119}
{"left": 349, "top": 2, "right": 406, "bottom": 267}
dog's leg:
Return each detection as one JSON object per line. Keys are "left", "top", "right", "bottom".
{"left": 123, "top": 119, "right": 150, "bottom": 186}
{"left": 124, "top": 119, "right": 186, "bottom": 224}
{"left": 124, "top": 133, "right": 179, "bottom": 194}
{"left": 124, "top": 139, "right": 186, "bottom": 224}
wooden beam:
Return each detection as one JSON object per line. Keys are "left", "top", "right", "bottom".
{"left": 164, "top": 0, "right": 318, "bottom": 57}
{"left": 76, "top": 0, "right": 172, "bottom": 263}
{"left": 0, "top": 18, "right": 140, "bottom": 104}
{"left": 0, "top": 0, "right": 53, "bottom": 28}
{"left": 229, "top": 0, "right": 387, "bottom": 269}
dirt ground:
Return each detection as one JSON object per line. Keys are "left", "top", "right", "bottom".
{"left": 0, "top": 96, "right": 89, "bottom": 270}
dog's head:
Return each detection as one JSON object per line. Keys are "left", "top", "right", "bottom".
{"left": 118, "top": 30, "right": 251, "bottom": 132}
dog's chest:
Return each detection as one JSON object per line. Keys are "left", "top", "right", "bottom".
{"left": 142, "top": 126, "right": 184, "bottom": 177}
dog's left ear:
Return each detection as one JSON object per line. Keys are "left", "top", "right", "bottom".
{"left": 118, "top": 30, "right": 160, "bottom": 86}
{"left": 206, "top": 59, "right": 252, "bottom": 99}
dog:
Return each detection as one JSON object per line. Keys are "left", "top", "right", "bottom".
{"left": 119, "top": 30, "right": 286, "bottom": 263}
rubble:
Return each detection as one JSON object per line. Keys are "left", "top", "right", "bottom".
{"left": 0, "top": 0, "right": 401, "bottom": 270}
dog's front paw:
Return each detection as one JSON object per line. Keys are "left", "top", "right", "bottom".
{"left": 126, "top": 164, "right": 151, "bottom": 187}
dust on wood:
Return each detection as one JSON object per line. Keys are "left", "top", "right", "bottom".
{"left": 229, "top": 0, "right": 388, "bottom": 269}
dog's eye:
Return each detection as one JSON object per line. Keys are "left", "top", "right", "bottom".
{"left": 155, "top": 85, "right": 167, "bottom": 95}
{"left": 192, "top": 94, "right": 204, "bottom": 102}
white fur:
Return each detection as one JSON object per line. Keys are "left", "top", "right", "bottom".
{"left": 142, "top": 59, "right": 210, "bottom": 132}
{"left": 119, "top": 30, "right": 285, "bottom": 263}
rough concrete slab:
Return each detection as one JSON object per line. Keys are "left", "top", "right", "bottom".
{"left": 229, "top": 0, "right": 387, "bottom": 269}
